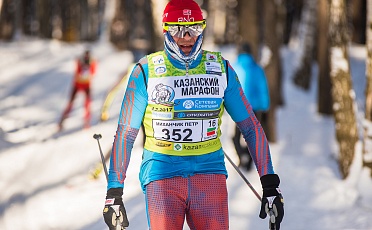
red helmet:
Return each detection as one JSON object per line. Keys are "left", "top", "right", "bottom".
{"left": 162, "top": 0, "right": 204, "bottom": 24}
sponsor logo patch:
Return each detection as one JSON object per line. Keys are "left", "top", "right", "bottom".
{"left": 174, "top": 143, "right": 182, "bottom": 151}
{"left": 155, "top": 142, "right": 172, "bottom": 148}
{"left": 155, "top": 65, "right": 167, "bottom": 75}
{"left": 152, "top": 111, "right": 173, "bottom": 119}
{"left": 152, "top": 55, "right": 164, "bottom": 65}
{"left": 183, "top": 100, "right": 194, "bottom": 109}
{"left": 105, "top": 198, "right": 115, "bottom": 205}
{"left": 174, "top": 98, "right": 221, "bottom": 111}
{"left": 205, "top": 62, "right": 222, "bottom": 75}
{"left": 206, "top": 53, "right": 217, "bottom": 61}
{"left": 151, "top": 83, "right": 175, "bottom": 106}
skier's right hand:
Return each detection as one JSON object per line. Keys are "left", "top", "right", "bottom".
{"left": 103, "top": 188, "right": 129, "bottom": 230}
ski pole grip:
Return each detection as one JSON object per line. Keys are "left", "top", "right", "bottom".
{"left": 269, "top": 209, "right": 276, "bottom": 230}
{"left": 93, "top": 134, "right": 102, "bottom": 139}
{"left": 92, "top": 133, "right": 109, "bottom": 182}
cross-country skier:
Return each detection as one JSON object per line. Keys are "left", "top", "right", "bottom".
{"left": 58, "top": 49, "right": 96, "bottom": 130}
{"left": 102, "top": 0, "right": 284, "bottom": 229}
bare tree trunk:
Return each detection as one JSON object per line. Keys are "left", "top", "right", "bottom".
{"left": 207, "top": 0, "right": 227, "bottom": 45}
{"left": 350, "top": 0, "right": 367, "bottom": 44}
{"left": 236, "top": 0, "right": 259, "bottom": 58}
{"left": 292, "top": 0, "right": 317, "bottom": 90}
{"left": 80, "top": 0, "right": 91, "bottom": 41}
{"left": 150, "top": 0, "right": 167, "bottom": 51}
{"left": 37, "top": 0, "right": 56, "bottom": 39}
{"left": 317, "top": 0, "right": 333, "bottom": 115}
{"left": 75, "top": 0, "right": 102, "bottom": 41}
{"left": 224, "top": 0, "right": 239, "bottom": 44}
{"left": 283, "top": 0, "right": 303, "bottom": 44}
{"left": 329, "top": 0, "right": 359, "bottom": 178}
{"left": 364, "top": 0, "right": 372, "bottom": 174}
{"left": 261, "top": 0, "right": 283, "bottom": 142}
{"left": 1, "top": 0, "right": 104, "bottom": 41}
{"left": 60, "top": 0, "right": 80, "bottom": 42}
{"left": 110, "top": 0, "right": 157, "bottom": 55}
{"left": 0, "top": 0, "right": 17, "bottom": 40}
{"left": 128, "top": 0, "right": 157, "bottom": 57}
{"left": 110, "top": 0, "right": 129, "bottom": 49}
{"left": 21, "top": 0, "right": 38, "bottom": 36}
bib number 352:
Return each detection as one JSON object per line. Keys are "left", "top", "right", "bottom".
{"left": 161, "top": 128, "right": 192, "bottom": 141}
{"left": 152, "top": 119, "right": 218, "bottom": 142}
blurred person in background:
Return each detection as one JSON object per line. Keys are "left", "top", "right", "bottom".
{"left": 102, "top": 0, "right": 283, "bottom": 229}
{"left": 100, "top": 48, "right": 152, "bottom": 124}
{"left": 232, "top": 42, "right": 270, "bottom": 171}
{"left": 58, "top": 49, "right": 96, "bottom": 130}
{"left": 100, "top": 63, "right": 134, "bottom": 122}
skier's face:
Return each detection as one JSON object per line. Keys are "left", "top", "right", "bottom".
{"left": 172, "top": 33, "right": 197, "bottom": 56}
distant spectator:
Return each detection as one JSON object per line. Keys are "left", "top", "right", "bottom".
{"left": 100, "top": 63, "right": 133, "bottom": 122}
{"left": 58, "top": 49, "right": 96, "bottom": 130}
{"left": 232, "top": 42, "right": 270, "bottom": 171}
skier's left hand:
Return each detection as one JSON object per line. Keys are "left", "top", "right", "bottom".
{"left": 259, "top": 174, "right": 284, "bottom": 230}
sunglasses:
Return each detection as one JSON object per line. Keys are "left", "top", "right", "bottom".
{"left": 163, "top": 20, "right": 206, "bottom": 38}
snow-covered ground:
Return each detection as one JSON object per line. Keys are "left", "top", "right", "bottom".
{"left": 0, "top": 36, "right": 371, "bottom": 230}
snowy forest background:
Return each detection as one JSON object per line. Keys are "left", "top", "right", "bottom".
{"left": 1, "top": 0, "right": 372, "bottom": 229}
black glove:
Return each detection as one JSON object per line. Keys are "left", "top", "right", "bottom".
{"left": 103, "top": 188, "right": 129, "bottom": 230}
{"left": 259, "top": 174, "right": 284, "bottom": 230}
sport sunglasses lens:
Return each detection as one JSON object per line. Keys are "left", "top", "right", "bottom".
{"left": 167, "top": 24, "right": 204, "bottom": 38}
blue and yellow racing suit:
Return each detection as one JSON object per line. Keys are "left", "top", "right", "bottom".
{"left": 107, "top": 49, "right": 275, "bottom": 191}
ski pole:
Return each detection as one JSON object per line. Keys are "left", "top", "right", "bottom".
{"left": 93, "top": 134, "right": 125, "bottom": 230}
{"left": 223, "top": 151, "right": 261, "bottom": 201}
{"left": 93, "top": 134, "right": 109, "bottom": 182}
{"left": 269, "top": 209, "right": 276, "bottom": 230}
{"left": 223, "top": 151, "right": 276, "bottom": 230}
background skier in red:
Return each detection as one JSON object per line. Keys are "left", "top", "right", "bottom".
{"left": 58, "top": 49, "right": 96, "bottom": 130}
